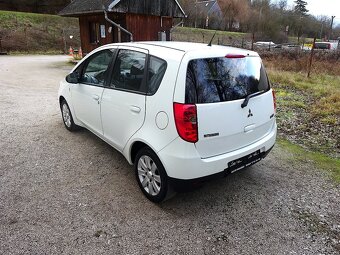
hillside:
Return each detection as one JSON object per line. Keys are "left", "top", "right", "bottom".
{"left": 0, "top": 10, "right": 79, "bottom": 53}
{"left": 0, "top": 0, "right": 70, "bottom": 14}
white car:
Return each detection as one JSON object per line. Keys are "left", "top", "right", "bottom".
{"left": 314, "top": 41, "right": 339, "bottom": 50}
{"left": 254, "top": 41, "right": 276, "bottom": 49}
{"left": 58, "top": 42, "right": 277, "bottom": 202}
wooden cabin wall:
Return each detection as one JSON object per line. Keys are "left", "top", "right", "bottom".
{"left": 78, "top": 13, "right": 173, "bottom": 54}
{"left": 126, "top": 13, "right": 172, "bottom": 41}
{"left": 78, "top": 13, "right": 126, "bottom": 54}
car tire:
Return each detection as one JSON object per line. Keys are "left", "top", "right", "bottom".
{"left": 134, "top": 147, "right": 173, "bottom": 203}
{"left": 60, "top": 100, "right": 79, "bottom": 131}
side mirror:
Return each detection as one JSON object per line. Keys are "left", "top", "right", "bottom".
{"left": 66, "top": 72, "right": 79, "bottom": 84}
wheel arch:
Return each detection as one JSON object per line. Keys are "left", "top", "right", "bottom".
{"left": 130, "top": 141, "right": 149, "bottom": 164}
{"left": 58, "top": 95, "right": 82, "bottom": 127}
{"left": 59, "top": 96, "right": 66, "bottom": 107}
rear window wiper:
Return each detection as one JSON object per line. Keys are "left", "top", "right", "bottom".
{"left": 241, "top": 90, "right": 265, "bottom": 108}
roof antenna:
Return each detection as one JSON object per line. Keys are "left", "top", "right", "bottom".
{"left": 208, "top": 31, "right": 217, "bottom": 46}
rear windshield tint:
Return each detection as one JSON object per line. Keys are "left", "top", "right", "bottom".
{"left": 185, "top": 56, "right": 270, "bottom": 104}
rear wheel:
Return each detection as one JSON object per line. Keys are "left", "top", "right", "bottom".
{"left": 134, "top": 147, "right": 171, "bottom": 203}
{"left": 60, "top": 100, "right": 79, "bottom": 131}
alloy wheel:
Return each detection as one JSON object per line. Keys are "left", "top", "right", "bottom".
{"left": 137, "top": 155, "right": 161, "bottom": 196}
{"left": 62, "top": 103, "right": 72, "bottom": 128}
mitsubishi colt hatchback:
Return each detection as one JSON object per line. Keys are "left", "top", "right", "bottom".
{"left": 58, "top": 42, "right": 277, "bottom": 202}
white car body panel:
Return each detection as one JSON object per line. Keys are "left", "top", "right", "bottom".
{"left": 101, "top": 88, "right": 146, "bottom": 152}
{"left": 58, "top": 80, "right": 82, "bottom": 126}
{"left": 195, "top": 91, "right": 275, "bottom": 158}
{"left": 71, "top": 84, "right": 104, "bottom": 135}
{"left": 158, "top": 122, "right": 276, "bottom": 179}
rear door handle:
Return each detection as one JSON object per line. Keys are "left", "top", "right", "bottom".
{"left": 130, "top": 106, "right": 141, "bottom": 113}
{"left": 92, "top": 94, "right": 100, "bottom": 101}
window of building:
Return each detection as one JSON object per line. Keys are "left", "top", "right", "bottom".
{"left": 89, "top": 22, "right": 100, "bottom": 44}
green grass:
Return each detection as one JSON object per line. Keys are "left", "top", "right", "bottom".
{"left": 268, "top": 70, "right": 340, "bottom": 118}
{"left": 174, "top": 26, "right": 247, "bottom": 37}
{"left": 266, "top": 65, "right": 340, "bottom": 158}
{"left": 171, "top": 26, "right": 248, "bottom": 44}
{"left": 0, "top": 10, "right": 74, "bottom": 28}
{"left": 0, "top": 10, "right": 79, "bottom": 53}
{"left": 278, "top": 139, "right": 340, "bottom": 183}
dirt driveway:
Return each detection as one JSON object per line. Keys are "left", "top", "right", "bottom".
{"left": 0, "top": 55, "right": 339, "bottom": 255}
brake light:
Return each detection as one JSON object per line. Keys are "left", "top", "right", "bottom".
{"left": 272, "top": 90, "right": 277, "bottom": 112}
{"left": 225, "top": 54, "right": 245, "bottom": 58}
{"left": 173, "top": 103, "right": 198, "bottom": 143}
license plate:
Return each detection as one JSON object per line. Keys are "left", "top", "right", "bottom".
{"left": 227, "top": 150, "right": 262, "bottom": 173}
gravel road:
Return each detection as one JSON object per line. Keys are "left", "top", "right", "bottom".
{"left": 0, "top": 55, "right": 339, "bottom": 255}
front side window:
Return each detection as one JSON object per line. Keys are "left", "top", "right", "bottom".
{"left": 110, "top": 50, "right": 147, "bottom": 93}
{"left": 80, "top": 49, "right": 114, "bottom": 85}
{"left": 185, "top": 56, "right": 270, "bottom": 104}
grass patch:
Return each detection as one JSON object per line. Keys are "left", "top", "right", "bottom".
{"left": 268, "top": 70, "right": 340, "bottom": 119}
{"left": 267, "top": 66, "right": 339, "bottom": 157}
{"left": 173, "top": 26, "right": 246, "bottom": 37}
{"left": 278, "top": 139, "right": 340, "bottom": 183}
{"left": 171, "top": 26, "right": 248, "bottom": 44}
{"left": 9, "top": 50, "right": 64, "bottom": 55}
{"left": 0, "top": 10, "right": 79, "bottom": 53}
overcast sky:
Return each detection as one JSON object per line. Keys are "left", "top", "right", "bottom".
{"left": 285, "top": 0, "right": 340, "bottom": 24}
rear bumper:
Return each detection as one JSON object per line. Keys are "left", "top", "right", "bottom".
{"left": 169, "top": 145, "right": 274, "bottom": 192}
{"left": 157, "top": 122, "right": 277, "bottom": 180}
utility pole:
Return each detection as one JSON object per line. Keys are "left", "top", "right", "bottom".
{"left": 195, "top": 0, "right": 197, "bottom": 28}
{"left": 329, "top": 15, "right": 335, "bottom": 40}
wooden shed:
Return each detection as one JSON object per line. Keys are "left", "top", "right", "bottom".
{"left": 59, "top": 0, "right": 186, "bottom": 54}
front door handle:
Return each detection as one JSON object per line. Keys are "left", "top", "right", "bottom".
{"left": 130, "top": 106, "right": 141, "bottom": 113}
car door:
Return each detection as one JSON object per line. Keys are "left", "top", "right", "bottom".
{"left": 101, "top": 47, "right": 148, "bottom": 151}
{"left": 71, "top": 48, "right": 115, "bottom": 136}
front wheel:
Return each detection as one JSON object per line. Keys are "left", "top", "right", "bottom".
{"left": 134, "top": 147, "right": 171, "bottom": 203}
{"left": 60, "top": 100, "right": 79, "bottom": 131}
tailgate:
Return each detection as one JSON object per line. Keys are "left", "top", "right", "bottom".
{"left": 195, "top": 91, "right": 275, "bottom": 158}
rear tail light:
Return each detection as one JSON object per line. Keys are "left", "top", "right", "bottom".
{"left": 272, "top": 89, "right": 277, "bottom": 112}
{"left": 173, "top": 103, "right": 198, "bottom": 143}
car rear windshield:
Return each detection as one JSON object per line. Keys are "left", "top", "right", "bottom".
{"left": 314, "top": 43, "right": 330, "bottom": 49}
{"left": 185, "top": 56, "right": 270, "bottom": 104}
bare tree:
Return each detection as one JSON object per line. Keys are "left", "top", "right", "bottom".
{"left": 218, "top": 0, "right": 250, "bottom": 31}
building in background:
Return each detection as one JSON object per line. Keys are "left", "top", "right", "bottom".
{"left": 59, "top": 0, "right": 186, "bottom": 54}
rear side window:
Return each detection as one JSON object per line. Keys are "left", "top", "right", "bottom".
{"left": 185, "top": 57, "right": 270, "bottom": 104}
{"left": 147, "top": 56, "right": 167, "bottom": 95}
